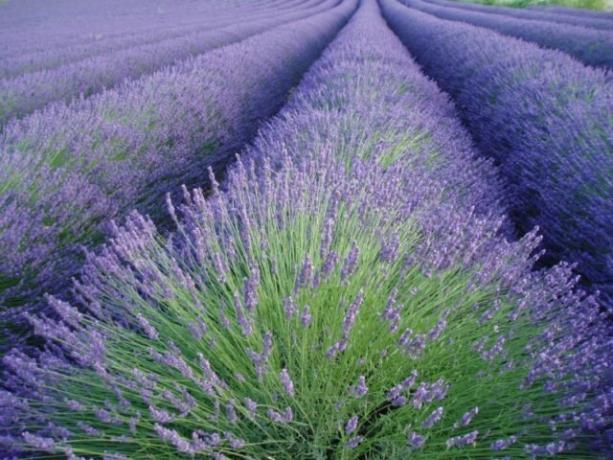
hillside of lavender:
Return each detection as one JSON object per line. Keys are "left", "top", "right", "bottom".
{"left": 0, "top": 0, "right": 611, "bottom": 458}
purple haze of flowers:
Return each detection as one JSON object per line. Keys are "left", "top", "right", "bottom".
{"left": 381, "top": 0, "right": 613, "bottom": 314}
{"left": 0, "top": 0, "right": 328, "bottom": 79}
{"left": 399, "top": 0, "right": 613, "bottom": 69}
{"left": 423, "top": 0, "right": 613, "bottom": 30}
{"left": 0, "top": 0, "right": 357, "bottom": 350}
{"left": 0, "top": 0, "right": 298, "bottom": 59}
{"left": 0, "top": 0, "right": 340, "bottom": 126}
{"left": 0, "top": 0, "right": 611, "bottom": 456}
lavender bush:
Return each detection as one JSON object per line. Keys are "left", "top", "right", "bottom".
{"left": 0, "top": 0, "right": 356, "bottom": 350}
{"left": 399, "top": 0, "right": 613, "bottom": 69}
{"left": 0, "top": 0, "right": 339, "bottom": 126}
{"left": 0, "top": 0, "right": 326, "bottom": 79}
{"left": 424, "top": 0, "right": 613, "bottom": 29}
{"left": 382, "top": 0, "right": 613, "bottom": 315}
{"left": 2, "top": 0, "right": 610, "bottom": 457}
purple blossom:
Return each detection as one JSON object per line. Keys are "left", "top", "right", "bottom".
{"left": 345, "top": 415, "right": 359, "bottom": 435}
{"left": 148, "top": 405, "right": 174, "bottom": 424}
{"left": 422, "top": 406, "right": 444, "bottom": 429}
{"left": 342, "top": 290, "right": 364, "bottom": 338}
{"left": 340, "top": 243, "right": 360, "bottom": 281}
{"left": 243, "top": 268, "right": 259, "bottom": 312}
{"left": 407, "top": 431, "right": 425, "bottom": 448}
{"left": 300, "top": 305, "right": 312, "bottom": 327}
{"left": 455, "top": 407, "right": 479, "bottom": 429}
{"left": 284, "top": 297, "right": 297, "bottom": 319}
{"left": 22, "top": 432, "right": 55, "bottom": 452}
{"left": 351, "top": 375, "right": 368, "bottom": 398}
{"left": 446, "top": 431, "right": 479, "bottom": 449}
{"left": 267, "top": 407, "right": 293, "bottom": 424}
{"left": 279, "top": 368, "right": 295, "bottom": 397}
{"left": 491, "top": 435, "right": 518, "bottom": 451}
{"left": 244, "top": 398, "right": 257, "bottom": 420}
{"left": 345, "top": 436, "right": 364, "bottom": 449}
{"left": 226, "top": 401, "right": 238, "bottom": 424}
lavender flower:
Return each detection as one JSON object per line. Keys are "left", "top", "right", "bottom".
{"left": 345, "top": 415, "right": 359, "bottom": 435}
{"left": 350, "top": 375, "right": 368, "bottom": 398}
{"left": 446, "top": 431, "right": 479, "bottom": 449}
{"left": 407, "top": 431, "right": 425, "bottom": 448}
{"left": 455, "top": 407, "right": 479, "bottom": 429}
{"left": 422, "top": 407, "right": 444, "bottom": 429}
{"left": 300, "top": 305, "right": 312, "bottom": 327}
{"left": 279, "top": 368, "right": 295, "bottom": 397}
{"left": 345, "top": 436, "right": 363, "bottom": 449}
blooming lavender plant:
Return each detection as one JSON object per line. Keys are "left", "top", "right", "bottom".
{"left": 0, "top": 0, "right": 338, "bottom": 126}
{"left": 0, "top": 0, "right": 356, "bottom": 352}
{"left": 400, "top": 0, "right": 613, "bottom": 69}
{"left": 1, "top": 0, "right": 610, "bottom": 457}
{"left": 382, "top": 0, "right": 613, "bottom": 316}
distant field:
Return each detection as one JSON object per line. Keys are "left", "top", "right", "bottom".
{"left": 462, "top": 0, "right": 612, "bottom": 11}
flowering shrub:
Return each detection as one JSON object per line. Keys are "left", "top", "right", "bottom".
{"left": 399, "top": 0, "right": 613, "bottom": 69}
{"left": 0, "top": 0, "right": 356, "bottom": 351}
{"left": 382, "top": 0, "right": 613, "bottom": 315}
{"left": 2, "top": 0, "right": 610, "bottom": 457}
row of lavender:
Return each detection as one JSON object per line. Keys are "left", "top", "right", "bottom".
{"left": 383, "top": 0, "right": 613, "bottom": 314}
{"left": 0, "top": 0, "right": 321, "bottom": 79}
{"left": 0, "top": 0, "right": 339, "bottom": 126}
{"left": 2, "top": 0, "right": 610, "bottom": 457}
{"left": 0, "top": 0, "right": 356, "bottom": 351}
{"left": 399, "top": 0, "right": 613, "bottom": 69}
{"left": 424, "top": 0, "right": 613, "bottom": 30}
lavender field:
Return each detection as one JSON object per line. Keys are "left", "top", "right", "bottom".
{"left": 0, "top": 0, "right": 611, "bottom": 458}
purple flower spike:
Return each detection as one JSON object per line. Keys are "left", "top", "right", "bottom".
{"left": 279, "top": 368, "right": 295, "bottom": 397}
{"left": 351, "top": 375, "right": 368, "bottom": 398}
{"left": 446, "top": 431, "right": 479, "bottom": 449}
{"left": 300, "top": 305, "right": 312, "bottom": 327}
{"left": 345, "top": 415, "right": 359, "bottom": 435}
{"left": 422, "top": 407, "right": 444, "bottom": 429}
{"left": 408, "top": 431, "right": 425, "bottom": 449}
{"left": 346, "top": 436, "right": 364, "bottom": 449}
